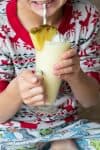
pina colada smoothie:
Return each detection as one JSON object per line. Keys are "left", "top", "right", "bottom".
{"left": 29, "top": 4, "right": 71, "bottom": 113}
{"left": 30, "top": 24, "right": 71, "bottom": 113}
{"left": 36, "top": 41, "right": 71, "bottom": 104}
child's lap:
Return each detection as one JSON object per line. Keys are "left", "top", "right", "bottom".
{"left": 43, "top": 139, "right": 100, "bottom": 150}
{"left": 0, "top": 139, "right": 100, "bottom": 150}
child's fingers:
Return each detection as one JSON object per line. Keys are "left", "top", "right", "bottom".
{"left": 61, "top": 49, "right": 77, "bottom": 59}
{"left": 19, "top": 69, "right": 41, "bottom": 84}
{"left": 21, "top": 86, "right": 44, "bottom": 99}
{"left": 24, "top": 94, "right": 45, "bottom": 106}
{"left": 54, "top": 59, "right": 74, "bottom": 70}
{"left": 18, "top": 70, "right": 44, "bottom": 88}
{"left": 54, "top": 66, "right": 74, "bottom": 76}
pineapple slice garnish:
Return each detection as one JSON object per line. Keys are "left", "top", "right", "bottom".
{"left": 30, "top": 25, "right": 58, "bottom": 50}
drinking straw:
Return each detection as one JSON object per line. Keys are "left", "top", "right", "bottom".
{"left": 43, "top": 3, "right": 47, "bottom": 25}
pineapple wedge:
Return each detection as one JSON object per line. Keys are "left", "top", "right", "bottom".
{"left": 30, "top": 25, "right": 58, "bottom": 50}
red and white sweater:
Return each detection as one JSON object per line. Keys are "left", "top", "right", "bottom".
{"left": 0, "top": 0, "right": 99, "bottom": 129}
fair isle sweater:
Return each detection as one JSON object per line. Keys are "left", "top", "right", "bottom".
{"left": 0, "top": 0, "right": 100, "bottom": 129}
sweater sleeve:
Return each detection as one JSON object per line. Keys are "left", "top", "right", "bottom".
{"left": 78, "top": 4, "right": 100, "bottom": 83}
{"left": 0, "top": 36, "right": 15, "bottom": 92}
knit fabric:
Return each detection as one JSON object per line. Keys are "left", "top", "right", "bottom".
{"left": 0, "top": 0, "right": 99, "bottom": 129}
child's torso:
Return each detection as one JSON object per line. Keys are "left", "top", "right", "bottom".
{"left": 0, "top": 0, "right": 99, "bottom": 128}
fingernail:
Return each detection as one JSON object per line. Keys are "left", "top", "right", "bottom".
{"left": 32, "top": 77, "right": 37, "bottom": 82}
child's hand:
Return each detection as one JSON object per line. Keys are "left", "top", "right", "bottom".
{"left": 17, "top": 70, "right": 46, "bottom": 107}
{"left": 53, "top": 48, "right": 81, "bottom": 82}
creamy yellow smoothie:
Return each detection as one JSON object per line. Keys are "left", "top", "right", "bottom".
{"left": 36, "top": 41, "right": 71, "bottom": 104}
{"left": 30, "top": 25, "right": 71, "bottom": 114}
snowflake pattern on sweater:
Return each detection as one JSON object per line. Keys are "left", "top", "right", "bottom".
{"left": 0, "top": 0, "right": 99, "bottom": 129}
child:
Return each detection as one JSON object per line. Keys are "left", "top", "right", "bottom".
{"left": 0, "top": 0, "right": 99, "bottom": 149}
